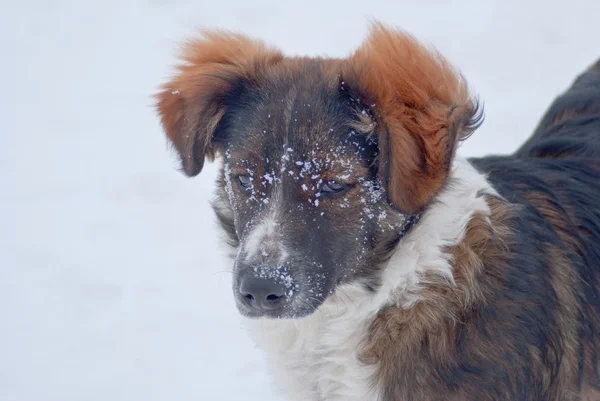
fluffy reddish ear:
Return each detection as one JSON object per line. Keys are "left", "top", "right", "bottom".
{"left": 345, "top": 23, "right": 480, "bottom": 213}
{"left": 156, "top": 32, "right": 283, "bottom": 175}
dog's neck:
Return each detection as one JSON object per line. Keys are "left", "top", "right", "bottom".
{"left": 241, "top": 156, "right": 498, "bottom": 401}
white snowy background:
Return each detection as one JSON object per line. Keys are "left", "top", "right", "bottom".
{"left": 2, "top": 1, "right": 599, "bottom": 400}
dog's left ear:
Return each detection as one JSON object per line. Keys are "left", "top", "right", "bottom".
{"left": 344, "top": 23, "right": 481, "bottom": 214}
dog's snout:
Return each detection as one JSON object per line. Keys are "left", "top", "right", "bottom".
{"left": 239, "top": 276, "right": 287, "bottom": 312}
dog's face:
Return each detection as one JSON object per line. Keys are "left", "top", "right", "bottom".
{"left": 214, "top": 72, "right": 412, "bottom": 318}
{"left": 156, "top": 25, "right": 478, "bottom": 319}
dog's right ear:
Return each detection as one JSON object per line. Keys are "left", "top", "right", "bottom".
{"left": 155, "top": 32, "right": 283, "bottom": 176}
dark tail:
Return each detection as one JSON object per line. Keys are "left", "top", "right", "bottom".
{"left": 515, "top": 58, "right": 600, "bottom": 159}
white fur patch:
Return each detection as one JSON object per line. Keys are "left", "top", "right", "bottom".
{"left": 242, "top": 190, "right": 290, "bottom": 264}
{"left": 243, "top": 217, "right": 279, "bottom": 259}
{"left": 242, "top": 157, "right": 498, "bottom": 401}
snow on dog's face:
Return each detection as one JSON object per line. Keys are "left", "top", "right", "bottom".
{"left": 156, "top": 25, "right": 478, "bottom": 318}
{"left": 212, "top": 75, "right": 412, "bottom": 318}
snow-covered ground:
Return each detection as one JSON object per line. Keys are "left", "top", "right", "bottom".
{"left": 2, "top": 1, "right": 599, "bottom": 400}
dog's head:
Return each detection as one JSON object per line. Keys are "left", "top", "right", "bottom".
{"left": 156, "top": 24, "right": 480, "bottom": 318}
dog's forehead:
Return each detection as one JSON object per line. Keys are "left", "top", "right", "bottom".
{"left": 232, "top": 93, "right": 347, "bottom": 144}
{"left": 225, "top": 86, "right": 375, "bottom": 169}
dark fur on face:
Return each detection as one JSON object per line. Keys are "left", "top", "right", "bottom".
{"left": 210, "top": 60, "right": 412, "bottom": 318}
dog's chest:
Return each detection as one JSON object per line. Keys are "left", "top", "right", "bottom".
{"left": 243, "top": 309, "right": 379, "bottom": 401}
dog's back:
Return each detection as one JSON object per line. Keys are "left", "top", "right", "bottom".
{"left": 520, "top": 59, "right": 600, "bottom": 160}
{"left": 471, "top": 60, "right": 600, "bottom": 398}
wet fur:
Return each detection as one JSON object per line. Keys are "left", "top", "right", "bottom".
{"left": 156, "top": 24, "right": 600, "bottom": 401}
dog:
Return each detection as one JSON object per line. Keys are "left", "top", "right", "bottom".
{"left": 156, "top": 23, "right": 600, "bottom": 401}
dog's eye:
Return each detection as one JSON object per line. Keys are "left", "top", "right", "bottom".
{"left": 238, "top": 175, "right": 253, "bottom": 189}
{"left": 321, "top": 180, "right": 347, "bottom": 194}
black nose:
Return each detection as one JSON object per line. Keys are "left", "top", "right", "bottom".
{"left": 239, "top": 277, "right": 287, "bottom": 312}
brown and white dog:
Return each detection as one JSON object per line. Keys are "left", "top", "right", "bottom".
{"left": 156, "top": 23, "right": 600, "bottom": 401}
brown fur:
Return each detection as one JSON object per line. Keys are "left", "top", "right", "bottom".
{"left": 518, "top": 188, "right": 600, "bottom": 399}
{"left": 360, "top": 191, "right": 598, "bottom": 400}
{"left": 343, "top": 24, "right": 478, "bottom": 213}
{"left": 155, "top": 32, "right": 283, "bottom": 175}
{"left": 360, "top": 196, "right": 517, "bottom": 401}
{"left": 360, "top": 193, "right": 597, "bottom": 400}
{"left": 359, "top": 181, "right": 598, "bottom": 400}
